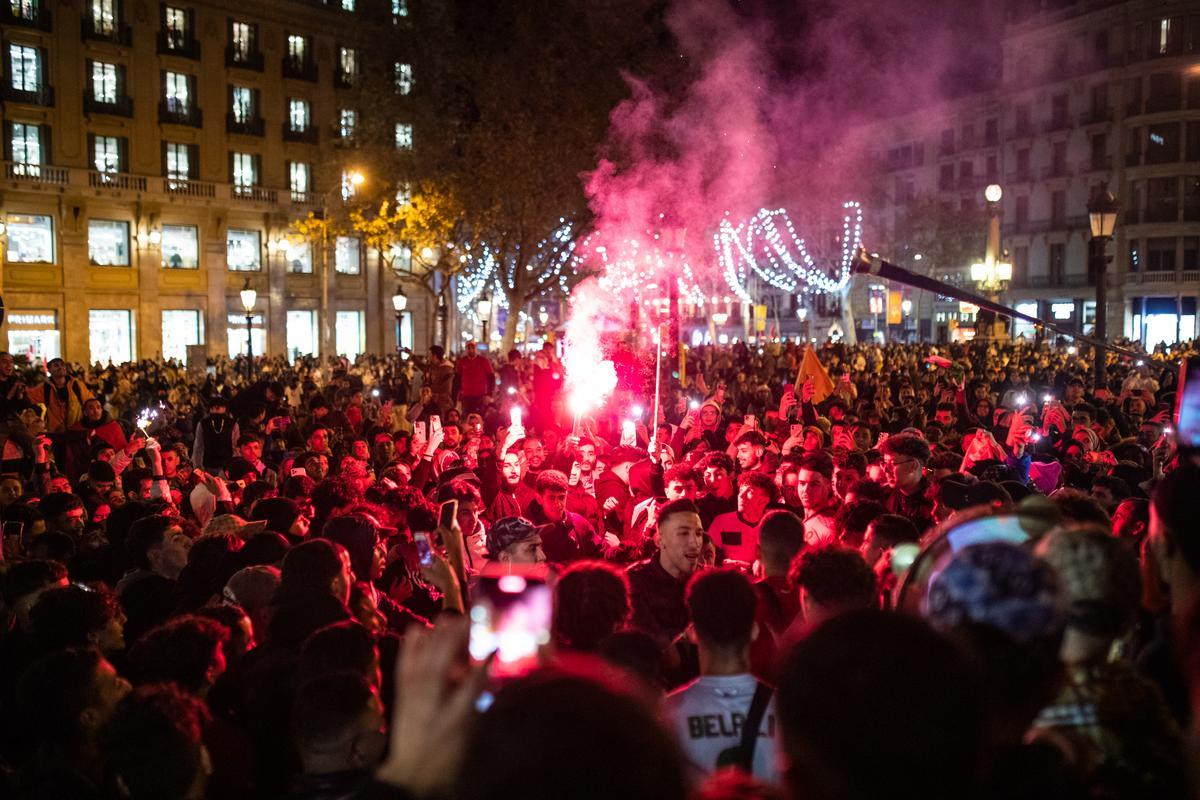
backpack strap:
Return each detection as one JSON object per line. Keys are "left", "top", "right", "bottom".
{"left": 734, "top": 681, "right": 773, "bottom": 771}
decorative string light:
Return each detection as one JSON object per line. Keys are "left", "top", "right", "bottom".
{"left": 570, "top": 231, "right": 708, "bottom": 310}
{"left": 715, "top": 201, "right": 862, "bottom": 301}
{"left": 454, "top": 220, "right": 576, "bottom": 320}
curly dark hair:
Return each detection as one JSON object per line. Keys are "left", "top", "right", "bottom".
{"left": 126, "top": 615, "right": 230, "bottom": 695}
{"left": 788, "top": 545, "right": 877, "bottom": 610}
{"left": 553, "top": 561, "right": 631, "bottom": 652}
{"left": 30, "top": 583, "right": 122, "bottom": 651}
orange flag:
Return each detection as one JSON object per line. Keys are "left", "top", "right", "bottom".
{"left": 797, "top": 346, "right": 835, "bottom": 405}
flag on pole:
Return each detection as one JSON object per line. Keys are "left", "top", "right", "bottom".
{"left": 797, "top": 346, "right": 835, "bottom": 405}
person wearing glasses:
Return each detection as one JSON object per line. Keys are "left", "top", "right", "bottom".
{"left": 878, "top": 434, "right": 934, "bottom": 532}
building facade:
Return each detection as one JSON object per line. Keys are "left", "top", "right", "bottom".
{"left": 864, "top": 0, "right": 1200, "bottom": 348}
{"left": 0, "top": 0, "right": 429, "bottom": 366}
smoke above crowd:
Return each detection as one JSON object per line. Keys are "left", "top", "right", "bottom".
{"left": 564, "top": 0, "right": 1002, "bottom": 392}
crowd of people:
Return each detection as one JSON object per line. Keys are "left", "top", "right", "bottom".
{"left": 0, "top": 333, "right": 1199, "bottom": 799}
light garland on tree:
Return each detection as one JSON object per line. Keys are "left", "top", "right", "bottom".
{"left": 715, "top": 201, "right": 862, "bottom": 303}
{"left": 570, "top": 232, "right": 708, "bottom": 309}
{"left": 454, "top": 220, "right": 576, "bottom": 320}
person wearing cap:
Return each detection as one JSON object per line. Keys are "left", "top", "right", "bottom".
{"left": 485, "top": 516, "right": 546, "bottom": 566}
{"left": 671, "top": 399, "right": 724, "bottom": 456}
{"left": 191, "top": 395, "right": 239, "bottom": 472}
{"left": 224, "top": 565, "right": 281, "bottom": 641}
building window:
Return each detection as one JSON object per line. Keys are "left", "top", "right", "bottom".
{"left": 161, "top": 224, "right": 198, "bottom": 268}
{"left": 161, "top": 309, "right": 203, "bottom": 363}
{"left": 1147, "top": 177, "right": 1178, "bottom": 222}
{"left": 164, "top": 6, "right": 190, "bottom": 47}
{"left": 91, "top": 61, "right": 118, "bottom": 102}
{"left": 335, "top": 236, "right": 360, "bottom": 274}
{"left": 1015, "top": 195, "right": 1029, "bottom": 225}
{"left": 336, "top": 310, "right": 364, "bottom": 358}
{"left": 339, "top": 108, "right": 357, "bottom": 139}
{"left": 231, "top": 152, "right": 257, "bottom": 187}
{"left": 89, "top": 309, "right": 135, "bottom": 364}
{"left": 395, "top": 122, "right": 413, "bottom": 150}
{"left": 287, "top": 34, "right": 306, "bottom": 64}
{"left": 287, "top": 309, "right": 318, "bottom": 360}
{"left": 1147, "top": 123, "right": 1180, "bottom": 164}
{"left": 1048, "top": 243, "right": 1065, "bottom": 282}
{"left": 227, "top": 228, "right": 262, "bottom": 271}
{"left": 7, "top": 310, "right": 61, "bottom": 363}
{"left": 289, "top": 161, "right": 310, "bottom": 199}
{"left": 90, "top": 0, "right": 117, "bottom": 36}
{"left": 396, "top": 182, "right": 412, "bottom": 206}
{"left": 341, "top": 0, "right": 355, "bottom": 10}
{"left": 9, "top": 122, "right": 43, "bottom": 173}
{"left": 288, "top": 99, "right": 309, "bottom": 132}
{"left": 6, "top": 214, "right": 53, "bottom": 263}
{"left": 164, "top": 71, "right": 190, "bottom": 112}
{"left": 9, "top": 44, "right": 39, "bottom": 92}
{"left": 340, "top": 170, "right": 357, "bottom": 201}
{"left": 393, "top": 0, "right": 408, "bottom": 18}
{"left": 10, "top": 0, "right": 39, "bottom": 22}
{"left": 338, "top": 47, "right": 358, "bottom": 84}
{"left": 164, "top": 141, "right": 192, "bottom": 180}
{"left": 394, "top": 62, "right": 413, "bottom": 94}
{"left": 230, "top": 21, "right": 256, "bottom": 61}
{"left": 88, "top": 219, "right": 130, "bottom": 266}
{"left": 285, "top": 238, "right": 311, "bottom": 273}
{"left": 92, "top": 135, "right": 122, "bottom": 173}
{"left": 231, "top": 85, "right": 253, "bottom": 123}
{"left": 1147, "top": 237, "right": 1176, "bottom": 271}
{"left": 1128, "top": 239, "right": 1140, "bottom": 272}
{"left": 227, "top": 313, "right": 264, "bottom": 359}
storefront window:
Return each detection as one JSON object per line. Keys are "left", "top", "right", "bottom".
{"left": 285, "top": 239, "right": 312, "bottom": 273}
{"left": 89, "top": 309, "right": 134, "bottom": 365}
{"left": 227, "top": 313, "right": 265, "bottom": 358}
{"left": 287, "top": 310, "right": 318, "bottom": 361}
{"left": 7, "top": 311, "right": 60, "bottom": 364}
{"left": 161, "top": 310, "right": 203, "bottom": 363}
{"left": 336, "top": 310, "right": 364, "bottom": 358}
{"left": 227, "top": 229, "right": 262, "bottom": 271}
{"left": 6, "top": 214, "right": 54, "bottom": 263}
{"left": 1012, "top": 302, "right": 1039, "bottom": 340}
{"left": 88, "top": 219, "right": 130, "bottom": 266}
{"left": 335, "top": 236, "right": 360, "bottom": 274}
{"left": 161, "top": 224, "right": 199, "bottom": 269}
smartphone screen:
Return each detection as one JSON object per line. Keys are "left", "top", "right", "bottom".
{"left": 1175, "top": 357, "right": 1200, "bottom": 448}
{"left": 414, "top": 422, "right": 427, "bottom": 442}
{"left": 510, "top": 407, "right": 523, "bottom": 428}
{"left": 620, "top": 419, "right": 636, "bottom": 446}
{"left": 430, "top": 415, "right": 442, "bottom": 435}
{"left": 468, "top": 566, "right": 553, "bottom": 678}
{"left": 438, "top": 499, "right": 459, "bottom": 531}
{"left": 413, "top": 532, "right": 434, "bottom": 567}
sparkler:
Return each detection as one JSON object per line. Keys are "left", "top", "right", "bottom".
{"left": 136, "top": 409, "right": 157, "bottom": 433}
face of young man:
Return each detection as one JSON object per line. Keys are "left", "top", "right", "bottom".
{"left": 665, "top": 479, "right": 697, "bottom": 502}
{"left": 702, "top": 465, "right": 732, "bottom": 496}
{"left": 735, "top": 442, "right": 762, "bottom": 470}
{"left": 797, "top": 468, "right": 832, "bottom": 512}
{"left": 832, "top": 466, "right": 861, "bottom": 501}
{"left": 539, "top": 488, "right": 567, "bottom": 521}
{"left": 501, "top": 454, "right": 523, "bottom": 487}
{"left": 578, "top": 444, "right": 597, "bottom": 472}
{"left": 657, "top": 511, "right": 705, "bottom": 579}
{"left": 501, "top": 533, "right": 546, "bottom": 565}
{"left": 737, "top": 482, "right": 770, "bottom": 518}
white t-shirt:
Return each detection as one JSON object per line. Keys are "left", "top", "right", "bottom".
{"left": 663, "top": 673, "right": 780, "bottom": 785}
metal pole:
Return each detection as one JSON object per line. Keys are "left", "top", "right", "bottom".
{"left": 246, "top": 313, "right": 253, "bottom": 381}
{"left": 1093, "top": 236, "right": 1108, "bottom": 389}
{"left": 320, "top": 223, "right": 330, "bottom": 361}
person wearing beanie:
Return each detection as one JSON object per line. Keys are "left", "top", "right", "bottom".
{"left": 250, "top": 496, "right": 310, "bottom": 543}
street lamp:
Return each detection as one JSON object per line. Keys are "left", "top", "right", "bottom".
{"left": 239, "top": 278, "right": 257, "bottom": 381}
{"left": 973, "top": 184, "right": 1010, "bottom": 339}
{"left": 476, "top": 294, "right": 492, "bottom": 347}
{"left": 1088, "top": 184, "right": 1120, "bottom": 389}
{"left": 538, "top": 305, "right": 549, "bottom": 327}
{"left": 392, "top": 287, "right": 408, "bottom": 359}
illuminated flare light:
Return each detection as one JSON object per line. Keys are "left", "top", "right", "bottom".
{"left": 715, "top": 201, "right": 862, "bottom": 302}
{"left": 562, "top": 287, "right": 619, "bottom": 419}
{"left": 136, "top": 409, "right": 158, "bottom": 432}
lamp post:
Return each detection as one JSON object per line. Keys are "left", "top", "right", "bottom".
{"left": 239, "top": 278, "right": 256, "bottom": 381}
{"left": 971, "top": 184, "right": 1011, "bottom": 340}
{"left": 1087, "top": 184, "right": 1120, "bottom": 389}
{"left": 476, "top": 294, "right": 492, "bottom": 348}
{"left": 392, "top": 287, "right": 408, "bottom": 360}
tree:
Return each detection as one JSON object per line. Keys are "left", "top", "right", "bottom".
{"left": 405, "top": 0, "right": 675, "bottom": 351}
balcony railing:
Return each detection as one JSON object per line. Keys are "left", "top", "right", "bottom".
{"left": 1042, "top": 164, "right": 1070, "bottom": 179}
{"left": 225, "top": 46, "right": 264, "bottom": 72}
{"left": 4, "top": 161, "right": 67, "bottom": 184}
{"left": 163, "top": 177, "right": 215, "bottom": 198}
{"left": 156, "top": 30, "right": 200, "bottom": 59}
{"left": 1043, "top": 116, "right": 1072, "bottom": 133}
{"left": 291, "top": 190, "right": 321, "bottom": 206}
{"left": 83, "top": 93, "right": 133, "bottom": 117}
{"left": 81, "top": 16, "right": 131, "bottom": 44}
{"left": 1014, "top": 273, "right": 1093, "bottom": 289}
{"left": 1079, "top": 108, "right": 1112, "bottom": 125}
{"left": 282, "top": 124, "right": 318, "bottom": 144}
{"left": 89, "top": 170, "right": 147, "bottom": 191}
{"left": 1, "top": 2, "right": 51, "bottom": 30}
{"left": 2, "top": 84, "right": 55, "bottom": 107}
{"left": 158, "top": 100, "right": 202, "bottom": 128}
{"left": 232, "top": 185, "right": 277, "bottom": 204}
{"left": 226, "top": 114, "right": 265, "bottom": 136}
{"left": 334, "top": 70, "right": 356, "bottom": 89}
{"left": 282, "top": 57, "right": 318, "bottom": 82}
{"left": 1078, "top": 156, "right": 1112, "bottom": 172}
